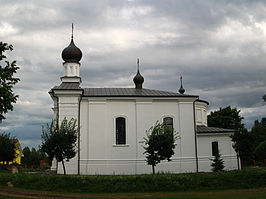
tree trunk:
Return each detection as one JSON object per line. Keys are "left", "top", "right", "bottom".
{"left": 152, "top": 165, "right": 155, "bottom": 175}
{"left": 62, "top": 159, "right": 66, "bottom": 175}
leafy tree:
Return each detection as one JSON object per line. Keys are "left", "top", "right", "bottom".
{"left": 254, "top": 140, "right": 266, "bottom": 163}
{"left": 207, "top": 106, "right": 254, "bottom": 167}
{"left": 250, "top": 118, "right": 266, "bottom": 147}
{"left": 231, "top": 129, "right": 254, "bottom": 166}
{"left": 0, "top": 42, "right": 20, "bottom": 122}
{"left": 41, "top": 118, "right": 78, "bottom": 175}
{"left": 211, "top": 150, "right": 224, "bottom": 172}
{"left": 22, "top": 147, "right": 48, "bottom": 168}
{"left": 263, "top": 94, "right": 266, "bottom": 102}
{"left": 143, "top": 121, "right": 177, "bottom": 174}
{"left": 0, "top": 133, "right": 16, "bottom": 167}
{"left": 207, "top": 106, "right": 244, "bottom": 131}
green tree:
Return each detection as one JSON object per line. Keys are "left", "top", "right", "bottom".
{"left": 22, "top": 147, "right": 48, "bottom": 169}
{"left": 0, "top": 42, "right": 20, "bottom": 122}
{"left": 211, "top": 150, "right": 224, "bottom": 172}
{"left": 41, "top": 118, "right": 78, "bottom": 175}
{"left": 251, "top": 118, "right": 266, "bottom": 147}
{"left": 254, "top": 140, "right": 266, "bottom": 163}
{"left": 207, "top": 106, "right": 244, "bottom": 130}
{"left": 207, "top": 106, "right": 253, "bottom": 167}
{"left": 263, "top": 94, "right": 266, "bottom": 102}
{"left": 0, "top": 133, "right": 16, "bottom": 167}
{"left": 143, "top": 121, "right": 177, "bottom": 174}
{"left": 231, "top": 129, "right": 254, "bottom": 166}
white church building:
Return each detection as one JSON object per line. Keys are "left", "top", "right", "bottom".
{"left": 49, "top": 33, "right": 239, "bottom": 175}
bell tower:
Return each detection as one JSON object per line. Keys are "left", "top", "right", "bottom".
{"left": 61, "top": 24, "right": 82, "bottom": 83}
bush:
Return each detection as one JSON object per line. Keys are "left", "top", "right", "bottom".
{"left": 0, "top": 168, "right": 265, "bottom": 193}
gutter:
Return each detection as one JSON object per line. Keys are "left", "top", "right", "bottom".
{"left": 193, "top": 98, "right": 199, "bottom": 172}
{"left": 77, "top": 93, "right": 82, "bottom": 175}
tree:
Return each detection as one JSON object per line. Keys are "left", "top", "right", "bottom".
{"left": 41, "top": 118, "right": 78, "bottom": 175}
{"left": 143, "top": 121, "right": 177, "bottom": 174}
{"left": 207, "top": 106, "right": 244, "bottom": 131}
{"left": 250, "top": 118, "right": 266, "bottom": 147}
{"left": 211, "top": 150, "right": 224, "bottom": 172}
{"left": 0, "top": 42, "right": 20, "bottom": 122}
{"left": 254, "top": 140, "right": 266, "bottom": 163}
{"left": 22, "top": 147, "right": 48, "bottom": 169}
{"left": 231, "top": 129, "right": 254, "bottom": 166}
{"left": 263, "top": 94, "right": 266, "bottom": 102}
{"left": 207, "top": 106, "right": 253, "bottom": 167}
{"left": 0, "top": 133, "right": 16, "bottom": 167}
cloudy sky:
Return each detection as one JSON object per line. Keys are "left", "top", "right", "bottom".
{"left": 0, "top": 0, "right": 265, "bottom": 149}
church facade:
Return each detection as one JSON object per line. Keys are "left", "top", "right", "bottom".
{"left": 49, "top": 34, "right": 239, "bottom": 175}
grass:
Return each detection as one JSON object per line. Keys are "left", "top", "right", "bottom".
{"left": 0, "top": 167, "right": 265, "bottom": 194}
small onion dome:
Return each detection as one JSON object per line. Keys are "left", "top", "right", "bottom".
{"left": 178, "top": 75, "right": 185, "bottom": 94}
{"left": 133, "top": 69, "right": 144, "bottom": 89}
{"left": 61, "top": 38, "right": 82, "bottom": 63}
{"left": 179, "top": 85, "right": 185, "bottom": 94}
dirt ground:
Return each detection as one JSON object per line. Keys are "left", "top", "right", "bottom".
{"left": 0, "top": 186, "right": 266, "bottom": 199}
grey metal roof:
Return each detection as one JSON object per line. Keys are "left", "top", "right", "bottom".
{"left": 197, "top": 125, "right": 235, "bottom": 134}
{"left": 52, "top": 82, "right": 81, "bottom": 90}
{"left": 83, "top": 88, "right": 197, "bottom": 97}
{"left": 51, "top": 83, "right": 198, "bottom": 97}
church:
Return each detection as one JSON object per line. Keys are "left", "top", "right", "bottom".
{"left": 49, "top": 32, "right": 239, "bottom": 175}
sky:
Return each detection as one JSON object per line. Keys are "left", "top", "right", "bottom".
{"left": 0, "top": 0, "right": 265, "bottom": 149}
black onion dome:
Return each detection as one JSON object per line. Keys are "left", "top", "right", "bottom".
{"left": 133, "top": 70, "right": 144, "bottom": 89}
{"left": 61, "top": 38, "right": 82, "bottom": 63}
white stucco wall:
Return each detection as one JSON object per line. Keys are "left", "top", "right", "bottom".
{"left": 197, "top": 134, "right": 239, "bottom": 171}
{"left": 51, "top": 93, "right": 238, "bottom": 175}
{"left": 78, "top": 97, "right": 198, "bottom": 175}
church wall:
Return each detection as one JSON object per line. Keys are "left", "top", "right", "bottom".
{"left": 56, "top": 94, "right": 81, "bottom": 174}
{"left": 197, "top": 134, "right": 238, "bottom": 172}
{"left": 195, "top": 101, "right": 208, "bottom": 126}
{"left": 178, "top": 101, "right": 197, "bottom": 172}
{"left": 78, "top": 97, "right": 198, "bottom": 174}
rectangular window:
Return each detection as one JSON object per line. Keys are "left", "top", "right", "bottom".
{"left": 212, "top": 141, "right": 218, "bottom": 156}
{"left": 163, "top": 117, "right": 174, "bottom": 141}
{"left": 116, "top": 117, "right": 126, "bottom": 145}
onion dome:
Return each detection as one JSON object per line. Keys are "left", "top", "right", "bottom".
{"left": 134, "top": 69, "right": 144, "bottom": 89}
{"left": 61, "top": 38, "right": 82, "bottom": 63}
{"left": 179, "top": 75, "right": 185, "bottom": 94}
{"left": 133, "top": 58, "right": 144, "bottom": 89}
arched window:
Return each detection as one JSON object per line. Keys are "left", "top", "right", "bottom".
{"left": 116, "top": 117, "right": 126, "bottom": 145}
{"left": 163, "top": 117, "right": 173, "bottom": 133}
{"left": 212, "top": 141, "right": 218, "bottom": 156}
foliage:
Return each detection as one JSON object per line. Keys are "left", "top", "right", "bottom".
{"left": 0, "top": 133, "right": 16, "bottom": 166}
{"left": 143, "top": 121, "right": 177, "bottom": 174}
{"left": 207, "top": 106, "right": 244, "bottom": 131}
{"left": 254, "top": 140, "right": 266, "bottom": 162}
{"left": 41, "top": 118, "right": 78, "bottom": 175}
{"left": 231, "top": 129, "right": 254, "bottom": 166}
{"left": 263, "top": 94, "right": 266, "bottom": 102}
{"left": 0, "top": 42, "right": 20, "bottom": 122}
{"left": 21, "top": 147, "right": 49, "bottom": 169}
{"left": 211, "top": 150, "right": 224, "bottom": 172}
{"left": 207, "top": 106, "right": 255, "bottom": 167}
{"left": 0, "top": 168, "right": 266, "bottom": 193}
{"left": 250, "top": 118, "right": 266, "bottom": 146}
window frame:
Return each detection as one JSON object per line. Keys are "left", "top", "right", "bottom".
{"left": 211, "top": 141, "right": 219, "bottom": 156}
{"left": 113, "top": 116, "right": 128, "bottom": 146}
{"left": 162, "top": 116, "right": 175, "bottom": 143}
